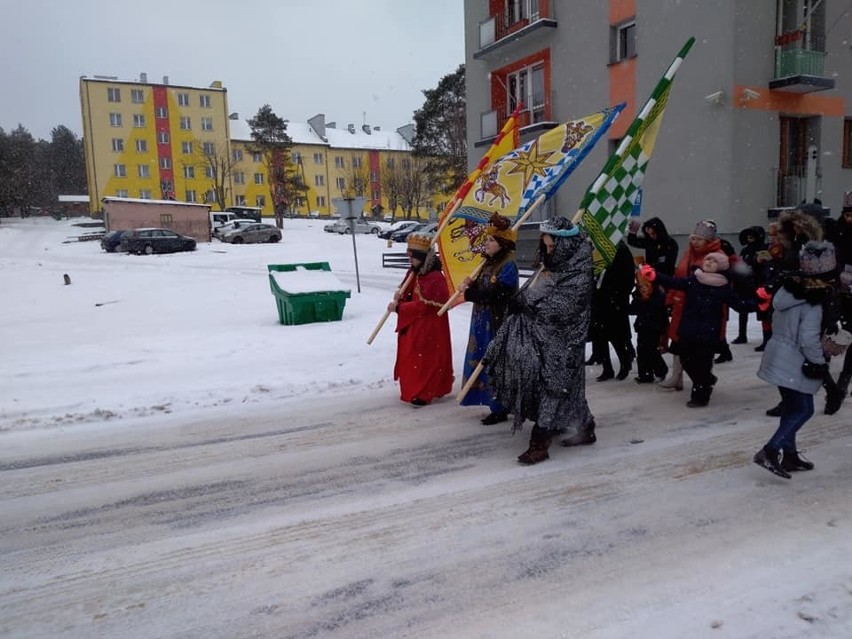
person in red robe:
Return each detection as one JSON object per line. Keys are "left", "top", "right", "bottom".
{"left": 387, "top": 232, "right": 454, "bottom": 406}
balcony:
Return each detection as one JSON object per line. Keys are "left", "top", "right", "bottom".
{"left": 475, "top": 94, "right": 558, "bottom": 148}
{"left": 474, "top": 1, "right": 557, "bottom": 59}
{"left": 770, "top": 38, "right": 834, "bottom": 94}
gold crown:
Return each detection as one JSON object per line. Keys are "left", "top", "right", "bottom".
{"left": 407, "top": 232, "right": 433, "bottom": 253}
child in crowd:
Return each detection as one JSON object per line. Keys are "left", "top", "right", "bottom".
{"left": 628, "top": 269, "right": 669, "bottom": 383}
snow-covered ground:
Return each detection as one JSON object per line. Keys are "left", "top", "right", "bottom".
{"left": 1, "top": 216, "right": 851, "bottom": 638}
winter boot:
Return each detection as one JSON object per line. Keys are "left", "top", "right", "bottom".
{"left": 658, "top": 355, "right": 683, "bottom": 391}
{"left": 732, "top": 312, "right": 749, "bottom": 344}
{"left": 686, "top": 385, "right": 711, "bottom": 408}
{"left": 561, "top": 419, "right": 597, "bottom": 447}
{"left": 836, "top": 372, "right": 852, "bottom": 398}
{"left": 824, "top": 383, "right": 845, "bottom": 416}
{"left": 614, "top": 341, "right": 635, "bottom": 381}
{"left": 753, "top": 446, "right": 791, "bottom": 479}
{"left": 481, "top": 411, "right": 508, "bottom": 425}
{"left": 781, "top": 449, "right": 815, "bottom": 472}
{"left": 754, "top": 328, "right": 771, "bottom": 352}
{"left": 596, "top": 363, "right": 615, "bottom": 382}
{"left": 765, "top": 403, "right": 782, "bottom": 417}
{"left": 517, "top": 425, "right": 555, "bottom": 465}
{"left": 714, "top": 340, "right": 733, "bottom": 364}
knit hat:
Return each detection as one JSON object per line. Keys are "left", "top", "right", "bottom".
{"left": 485, "top": 212, "right": 517, "bottom": 246}
{"left": 690, "top": 219, "right": 717, "bottom": 241}
{"left": 798, "top": 240, "right": 836, "bottom": 279}
{"left": 407, "top": 232, "right": 433, "bottom": 260}
{"left": 703, "top": 251, "right": 730, "bottom": 272}
{"left": 539, "top": 216, "right": 579, "bottom": 237}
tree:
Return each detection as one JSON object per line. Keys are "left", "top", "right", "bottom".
{"left": 247, "top": 105, "right": 305, "bottom": 228}
{"left": 411, "top": 64, "right": 467, "bottom": 196}
{"left": 337, "top": 153, "right": 370, "bottom": 199}
{"left": 399, "top": 156, "right": 430, "bottom": 219}
{"left": 197, "top": 140, "right": 237, "bottom": 210}
{"left": 381, "top": 162, "right": 406, "bottom": 221}
{"left": 49, "top": 126, "right": 86, "bottom": 196}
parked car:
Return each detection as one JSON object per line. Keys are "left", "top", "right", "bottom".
{"left": 213, "top": 219, "right": 257, "bottom": 239}
{"left": 323, "top": 218, "right": 381, "bottom": 235}
{"left": 100, "top": 229, "right": 129, "bottom": 252}
{"left": 220, "top": 222, "right": 281, "bottom": 244}
{"left": 390, "top": 221, "right": 437, "bottom": 243}
{"left": 210, "top": 211, "right": 240, "bottom": 227}
{"left": 224, "top": 206, "right": 263, "bottom": 222}
{"left": 378, "top": 220, "right": 418, "bottom": 240}
{"left": 121, "top": 228, "right": 197, "bottom": 255}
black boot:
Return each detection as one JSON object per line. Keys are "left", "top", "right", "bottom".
{"left": 714, "top": 341, "right": 733, "bottom": 364}
{"left": 753, "top": 446, "right": 791, "bottom": 479}
{"left": 837, "top": 372, "right": 852, "bottom": 398}
{"left": 561, "top": 419, "right": 597, "bottom": 447}
{"left": 781, "top": 449, "right": 815, "bottom": 472}
{"left": 481, "top": 411, "right": 508, "bottom": 425}
{"left": 518, "top": 425, "right": 554, "bottom": 465}
{"left": 614, "top": 341, "right": 635, "bottom": 381}
{"left": 765, "top": 402, "right": 782, "bottom": 417}
{"left": 686, "top": 384, "right": 711, "bottom": 408}
{"left": 596, "top": 366, "right": 615, "bottom": 382}
{"left": 732, "top": 312, "right": 749, "bottom": 344}
{"left": 754, "top": 330, "right": 771, "bottom": 352}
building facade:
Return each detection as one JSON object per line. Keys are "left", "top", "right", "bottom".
{"left": 464, "top": 0, "right": 851, "bottom": 236}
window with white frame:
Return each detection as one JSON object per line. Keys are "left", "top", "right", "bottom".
{"left": 133, "top": 114, "right": 145, "bottom": 128}
{"left": 181, "top": 141, "right": 193, "bottom": 154}
{"left": 336, "top": 177, "right": 345, "bottom": 190}
{"left": 160, "top": 213, "right": 174, "bottom": 224}
{"left": 201, "top": 117, "right": 213, "bottom": 131}
{"left": 185, "top": 189, "right": 196, "bottom": 202}
{"left": 254, "top": 172, "right": 264, "bottom": 185}
{"left": 204, "top": 189, "right": 216, "bottom": 203}
{"left": 114, "top": 164, "right": 126, "bottom": 177}
{"left": 138, "top": 164, "right": 150, "bottom": 178}
{"left": 199, "top": 94, "right": 211, "bottom": 108}
{"left": 232, "top": 149, "right": 243, "bottom": 161}
{"left": 292, "top": 151, "right": 301, "bottom": 164}
{"left": 157, "top": 131, "right": 169, "bottom": 144}
{"left": 386, "top": 157, "right": 395, "bottom": 169}
{"left": 335, "top": 156, "right": 345, "bottom": 168}
{"left": 507, "top": 63, "right": 545, "bottom": 123}
{"left": 202, "top": 142, "right": 214, "bottom": 155}
{"left": 183, "top": 166, "right": 195, "bottom": 179}
{"left": 252, "top": 151, "right": 262, "bottom": 163}
{"left": 313, "top": 152, "right": 323, "bottom": 164}
{"left": 372, "top": 189, "right": 380, "bottom": 201}
{"left": 107, "top": 87, "right": 121, "bottom": 102}
{"left": 315, "top": 175, "right": 324, "bottom": 186}
{"left": 317, "top": 195, "right": 326, "bottom": 207}
{"left": 255, "top": 195, "right": 266, "bottom": 207}
{"left": 109, "top": 113, "right": 122, "bottom": 127}
{"left": 116, "top": 189, "right": 129, "bottom": 198}
{"left": 234, "top": 171, "right": 245, "bottom": 184}
{"left": 235, "top": 194, "right": 246, "bottom": 205}
{"left": 506, "top": 0, "right": 540, "bottom": 25}
{"left": 352, "top": 156, "right": 362, "bottom": 168}
{"left": 131, "top": 89, "right": 144, "bottom": 103}
{"left": 179, "top": 116, "right": 191, "bottom": 130}
{"left": 205, "top": 166, "right": 214, "bottom": 178}
{"left": 135, "top": 138, "right": 147, "bottom": 152}
{"left": 370, "top": 170, "right": 378, "bottom": 182}
{"left": 160, "top": 157, "right": 171, "bottom": 169}
{"left": 111, "top": 138, "right": 124, "bottom": 152}
{"left": 177, "top": 93, "right": 190, "bottom": 107}
{"left": 139, "top": 189, "right": 152, "bottom": 199}
{"left": 611, "top": 20, "right": 637, "bottom": 63}
{"left": 156, "top": 106, "right": 167, "bottom": 119}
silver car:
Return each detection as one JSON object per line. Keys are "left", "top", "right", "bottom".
{"left": 324, "top": 218, "right": 381, "bottom": 235}
{"left": 220, "top": 223, "right": 282, "bottom": 244}
{"left": 213, "top": 219, "right": 257, "bottom": 239}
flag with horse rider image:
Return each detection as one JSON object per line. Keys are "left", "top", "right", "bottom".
{"left": 437, "top": 104, "right": 624, "bottom": 308}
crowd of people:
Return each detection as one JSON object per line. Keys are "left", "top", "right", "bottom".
{"left": 384, "top": 201, "right": 852, "bottom": 476}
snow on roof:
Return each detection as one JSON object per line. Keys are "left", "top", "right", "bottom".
{"left": 102, "top": 197, "right": 210, "bottom": 208}
{"left": 58, "top": 195, "right": 90, "bottom": 203}
{"left": 229, "top": 118, "right": 411, "bottom": 152}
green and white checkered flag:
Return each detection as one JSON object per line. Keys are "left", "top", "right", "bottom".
{"left": 579, "top": 37, "right": 695, "bottom": 273}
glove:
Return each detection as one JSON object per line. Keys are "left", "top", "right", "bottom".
{"left": 755, "top": 287, "right": 772, "bottom": 313}
{"left": 801, "top": 361, "right": 828, "bottom": 380}
{"left": 639, "top": 264, "right": 656, "bottom": 282}
{"left": 628, "top": 219, "right": 641, "bottom": 234}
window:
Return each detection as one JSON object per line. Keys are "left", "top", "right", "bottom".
{"left": 292, "top": 151, "right": 302, "bottom": 164}
{"left": 352, "top": 156, "right": 362, "bottom": 168}
{"left": 139, "top": 189, "right": 152, "bottom": 199}
{"left": 336, "top": 177, "right": 346, "bottom": 190}
{"left": 315, "top": 175, "right": 324, "bottom": 186}
{"left": 844, "top": 119, "right": 852, "bottom": 168}
{"left": 402, "top": 158, "right": 410, "bottom": 169}
{"left": 386, "top": 157, "right": 395, "bottom": 169}
{"left": 254, "top": 172, "right": 265, "bottom": 185}
{"left": 255, "top": 195, "right": 266, "bottom": 207}
{"left": 508, "top": 63, "right": 546, "bottom": 123}
{"left": 177, "top": 92, "right": 190, "bottom": 107}
{"left": 506, "top": 0, "right": 539, "bottom": 25}
{"left": 232, "top": 149, "right": 243, "bottom": 161}
{"left": 185, "top": 190, "right": 197, "bottom": 202}
{"left": 109, "top": 113, "right": 122, "bottom": 127}
{"left": 205, "top": 166, "right": 214, "bottom": 178}
{"left": 183, "top": 165, "right": 195, "bottom": 178}
{"left": 372, "top": 190, "right": 380, "bottom": 201}
{"left": 138, "top": 164, "right": 150, "bottom": 178}
{"left": 135, "top": 139, "right": 147, "bottom": 152}
{"left": 235, "top": 194, "right": 246, "bottom": 205}
{"left": 313, "top": 152, "right": 323, "bottom": 164}
{"left": 204, "top": 190, "right": 216, "bottom": 204}
{"left": 234, "top": 171, "right": 245, "bottom": 185}
{"left": 335, "top": 156, "right": 345, "bottom": 168}
{"left": 199, "top": 94, "right": 211, "bottom": 108}
{"left": 182, "top": 141, "right": 193, "bottom": 154}
{"left": 156, "top": 106, "right": 167, "bottom": 119}
{"left": 114, "top": 164, "right": 126, "bottom": 177}
{"left": 201, "top": 142, "right": 214, "bottom": 155}
{"left": 111, "top": 138, "right": 124, "bottom": 152}
{"left": 370, "top": 170, "right": 378, "bottom": 182}
{"left": 116, "top": 189, "right": 129, "bottom": 198}
{"left": 252, "top": 151, "right": 262, "bottom": 163}
{"left": 160, "top": 157, "right": 171, "bottom": 169}
{"left": 133, "top": 114, "right": 145, "bottom": 128}
{"left": 157, "top": 132, "right": 169, "bottom": 144}
{"left": 179, "top": 116, "right": 191, "bottom": 130}
{"left": 317, "top": 195, "right": 326, "bottom": 207}
{"left": 201, "top": 117, "right": 213, "bottom": 131}
{"left": 611, "top": 20, "right": 637, "bottom": 63}
{"left": 107, "top": 87, "right": 121, "bottom": 102}
{"left": 160, "top": 213, "right": 173, "bottom": 224}
{"left": 131, "top": 89, "right": 144, "bottom": 103}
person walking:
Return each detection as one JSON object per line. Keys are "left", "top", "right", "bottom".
{"left": 387, "top": 232, "right": 454, "bottom": 406}
{"left": 457, "top": 213, "right": 520, "bottom": 425}
{"left": 589, "top": 241, "right": 636, "bottom": 381}
{"left": 732, "top": 225, "right": 768, "bottom": 344}
{"left": 627, "top": 216, "right": 679, "bottom": 276}
{"left": 752, "top": 241, "right": 837, "bottom": 478}
{"left": 482, "top": 217, "right": 596, "bottom": 464}
{"left": 629, "top": 269, "right": 670, "bottom": 383}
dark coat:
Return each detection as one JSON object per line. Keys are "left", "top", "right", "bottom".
{"left": 590, "top": 241, "right": 635, "bottom": 342}
{"left": 626, "top": 217, "right": 679, "bottom": 276}
{"left": 628, "top": 285, "right": 668, "bottom": 334}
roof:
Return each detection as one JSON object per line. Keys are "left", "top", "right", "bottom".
{"left": 102, "top": 197, "right": 211, "bottom": 208}
{"left": 58, "top": 195, "right": 90, "bottom": 203}
{"left": 229, "top": 118, "right": 412, "bottom": 152}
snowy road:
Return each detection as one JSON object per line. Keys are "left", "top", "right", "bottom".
{"left": 2, "top": 382, "right": 851, "bottom": 638}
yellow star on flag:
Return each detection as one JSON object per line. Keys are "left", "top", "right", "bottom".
{"left": 505, "top": 138, "right": 555, "bottom": 185}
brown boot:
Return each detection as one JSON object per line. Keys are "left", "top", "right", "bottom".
{"left": 517, "top": 426, "right": 554, "bottom": 465}
{"left": 561, "top": 419, "right": 597, "bottom": 447}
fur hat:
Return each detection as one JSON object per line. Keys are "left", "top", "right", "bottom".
{"left": 485, "top": 212, "right": 517, "bottom": 246}
{"left": 407, "top": 232, "right": 433, "bottom": 260}
{"left": 799, "top": 240, "right": 836, "bottom": 279}
{"left": 704, "top": 251, "right": 730, "bottom": 272}
{"left": 690, "top": 219, "right": 718, "bottom": 241}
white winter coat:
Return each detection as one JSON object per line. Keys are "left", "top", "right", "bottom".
{"left": 757, "top": 288, "right": 825, "bottom": 394}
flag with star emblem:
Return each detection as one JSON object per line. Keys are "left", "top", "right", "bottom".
{"left": 579, "top": 37, "right": 695, "bottom": 274}
{"left": 437, "top": 105, "right": 623, "bottom": 303}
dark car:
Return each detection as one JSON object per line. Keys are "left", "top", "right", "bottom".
{"left": 100, "top": 230, "right": 129, "bottom": 252}
{"left": 121, "top": 228, "right": 197, "bottom": 255}
{"left": 379, "top": 220, "right": 418, "bottom": 240}
{"left": 390, "top": 221, "right": 437, "bottom": 243}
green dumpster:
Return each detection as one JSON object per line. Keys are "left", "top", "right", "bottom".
{"left": 267, "top": 262, "right": 351, "bottom": 325}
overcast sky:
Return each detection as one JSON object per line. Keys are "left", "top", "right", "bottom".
{"left": 0, "top": 0, "right": 465, "bottom": 140}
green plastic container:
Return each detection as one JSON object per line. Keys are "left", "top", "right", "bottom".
{"left": 267, "top": 262, "right": 351, "bottom": 325}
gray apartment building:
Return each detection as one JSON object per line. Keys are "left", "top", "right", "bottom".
{"left": 463, "top": 0, "right": 850, "bottom": 238}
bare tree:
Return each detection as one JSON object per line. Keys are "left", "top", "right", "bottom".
{"left": 380, "top": 162, "right": 406, "bottom": 221}
{"left": 198, "top": 141, "right": 237, "bottom": 210}
{"left": 337, "top": 153, "right": 370, "bottom": 199}
{"left": 399, "top": 156, "right": 430, "bottom": 219}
